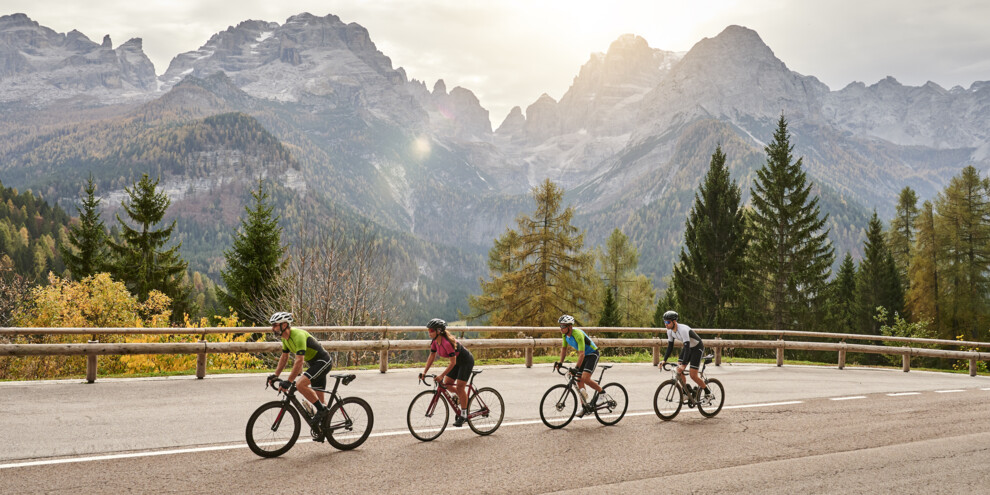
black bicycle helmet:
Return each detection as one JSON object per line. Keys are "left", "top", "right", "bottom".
{"left": 427, "top": 318, "right": 447, "bottom": 331}
{"left": 662, "top": 310, "right": 678, "bottom": 321}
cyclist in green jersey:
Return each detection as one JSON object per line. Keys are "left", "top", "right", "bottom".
{"left": 554, "top": 314, "right": 604, "bottom": 417}
{"left": 267, "top": 312, "right": 334, "bottom": 423}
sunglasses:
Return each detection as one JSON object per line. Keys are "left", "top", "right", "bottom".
{"left": 663, "top": 320, "right": 672, "bottom": 325}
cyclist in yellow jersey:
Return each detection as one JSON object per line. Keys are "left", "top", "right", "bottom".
{"left": 554, "top": 314, "right": 604, "bottom": 417}
{"left": 267, "top": 312, "right": 334, "bottom": 423}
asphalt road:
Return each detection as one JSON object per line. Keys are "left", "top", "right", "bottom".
{"left": 2, "top": 363, "right": 989, "bottom": 493}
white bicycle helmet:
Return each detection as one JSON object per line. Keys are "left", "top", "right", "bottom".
{"left": 558, "top": 314, "right": 575, "bottom": 325}
{"left": 269, "top": 312, "right": 293, "bottom": 325}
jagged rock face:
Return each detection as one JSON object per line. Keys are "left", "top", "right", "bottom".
{"left": 0, "top": 13, "right": 157, "bottom": 105}
{"left": 159, "top": 13, "right": 424, "bottom": 126}
{"left": 407, "top": 78, "right": 492, "bottom": 141}
{"left": 823, "top": 78, "right": 990, "bottom": 150}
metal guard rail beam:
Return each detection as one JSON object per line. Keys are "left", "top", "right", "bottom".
{"left": 2, "top": 326, "right": 989, "bottom": 349}
{"left": 1, "top": 337, "right": 986, "bottom": 382}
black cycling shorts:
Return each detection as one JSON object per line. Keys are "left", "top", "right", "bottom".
{"left": 304, "top": 357, "right": 333, "bottom": 389}
{"left": 446, "top": 348, "right": 475, "bottom": 382}
{"left": 579, "top": 352, "right": 600, "bottom": 374}
{"left": 679, "top": 345, "right": 704, "bottom": 370}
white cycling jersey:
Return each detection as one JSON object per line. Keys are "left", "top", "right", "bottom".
{"left": 666, "top": 323, "right": 703, "bottom": 349}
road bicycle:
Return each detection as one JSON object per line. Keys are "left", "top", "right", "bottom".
{"left": 654, "top": 354, "right": 724, "bottom": 420}
{"left": 539, "top": 363, "right": 628, "bottom": 429}
{"left": 245, "top": 373, "right": 374, "bottom": 458}
{"left": 406, "top": 369, "right": 505, "bottom": 441}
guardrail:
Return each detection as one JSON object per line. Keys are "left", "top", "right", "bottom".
{"left": 2, "top": 325, "right": 988, "bottom": 382}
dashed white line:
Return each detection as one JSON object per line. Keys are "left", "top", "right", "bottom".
{"left": 831, "top": 396, "right": 867, "bottom": 401}
{"left": 980, "top": 388, "right": 990, "bottom": 391}
{"left": 887, "top": 392, "right": 921, "bottom": 396}
{"left": 934, "top": 389, "right": 965, "bottom": 393}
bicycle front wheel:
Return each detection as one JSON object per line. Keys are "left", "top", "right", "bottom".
{"left": 698, "top": 378, "right": 725, "bottom": 418}
{"left": 245, "top": 401, "right": 301, "bottom": 458}
{"left": 654, "top": 380, "right": 683, "bottom": 421}
{"left": 467, "top": 387, "right": 504, "bottom": 436}
{"left": 594, "top": 383, "right": 628, "bottom": 426}
{"left": 325, "top": 397, "right": 374, "bottom": 450}
{"left": 540, "top": 384, "right": 577, "bottom": 429}
{"left": 407, "top": 390, "right": 449, "bottom": 441}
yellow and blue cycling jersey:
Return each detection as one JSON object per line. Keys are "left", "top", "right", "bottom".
{"left": 563, "top": 327, "right": 599, "bottom": 355}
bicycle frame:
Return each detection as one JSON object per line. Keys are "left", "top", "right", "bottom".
{"left": 421, "top": 372, "right": 491, "bottom": 421}
{"left": 555, "top": 364, "right": 611, "bottom": 412}
{"left": 272, "top": 374, "right": 352, "bottom": 433}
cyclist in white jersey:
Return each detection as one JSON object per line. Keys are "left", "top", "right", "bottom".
{"left": 659, "top": 310, "right": 709, "bottom": 401}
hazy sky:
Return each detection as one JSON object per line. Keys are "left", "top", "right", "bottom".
{"left": 6, "top": 0, "right": 990, "bottom": 125}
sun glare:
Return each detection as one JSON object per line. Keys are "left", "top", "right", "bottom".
{"left": 413, "top": 136, "right": 432, "bottom": 159}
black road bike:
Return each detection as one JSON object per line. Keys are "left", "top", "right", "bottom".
{"left": 539, "top": 363, "right": 628, "bottom": 429}
{"left": 654, "top": 354, "right": 724, "bottom": 420}
{"left": 246, "top": 374, "right": 374, "bottom": 458}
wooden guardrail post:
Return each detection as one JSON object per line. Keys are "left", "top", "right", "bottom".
{"left": 970, "top": 358, "right": 977, "bottom": 377}
{"left": 902, "top": 354, "right": 911, "bottom": 372}
{"left": 379, "top": 349, "right": 388, "bottom": 373}
{"left": 838, "top": 349, "right": 846, "bottom": 370}
{"left": 776, "top": 335, "right": 784, "bottom": 367}
{"left": 714, "top": 336, "right": 722, "bottom": 366}
{"left": 652, "top": 343, "right": 660, "bottom": 366}
{"left": 196, "top": 339, "right": 207, "bottom": 379}
{"left": 525, "top": 338, "right": 533, "bottom": 368}
{"left": 86, "top": 339, "right": 98, "bottom": 383}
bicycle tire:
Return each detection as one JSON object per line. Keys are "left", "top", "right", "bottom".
{"left": 245, "top": 401, "right": 301, "bottom": 458}
{"left": 325, "top": 396, "right": 374, "bottom": 450}
{"left": 698, "top": 378, "right": 725, "bottom": 418}
{"left": 540, "top": 384, "right": 577, "bottom": 429}
{"left": 653, "top": 379, "right": 682, "bottom": 421}
{"left": 467, "top": 387, "right": 504, "bottom": 436}
{"left": 594, "top": 382, "right": 628, "bottom": 426}
{"left": 407, "top": 389, "right": 449, "bottom": 441}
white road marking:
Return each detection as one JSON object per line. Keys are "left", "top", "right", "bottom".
{"left": 887, "top": 392, "right": 921, "bottom": 396}
{"left": 981, "top": 388, "right": 990, "bottom": 391}
{"left": 934, "top": 389, "right": 965, "bottom": 393}
{"left": 831, "top": 396, "right": 866, "bottom": 401}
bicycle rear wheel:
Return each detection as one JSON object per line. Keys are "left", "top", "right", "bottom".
{"left": 653, "top": 380, "right": 682, "bottom": 421}
{"left": 698, "top": 378, "right": 725, "bottom": 418}
{"left": 467, "top": 387, "right": 504, "bottom": 436}
{"left": 540, "top": 384, "right": 577, "bottom": 429}
{"left": 245, "top": 401, "right": 301, "bottom": 458}
{"left": 594, "top": 383, "right": 628, "bottom": 426}
{"left": 325, "top": 396, "right": 374, "bottom": 450}
{"left": 407, "top": 390, "right": 449, "bottom": 441}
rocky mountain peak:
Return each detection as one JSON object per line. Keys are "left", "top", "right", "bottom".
{"left": 102, "top": 34, "right": 112, "bottom": 49}
{"left": 433, "top": 79, "right": 447, "bottom": 96}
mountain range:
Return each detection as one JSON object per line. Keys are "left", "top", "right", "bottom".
{"left": 1, "top": 12, "right": 987, "bottom": 322}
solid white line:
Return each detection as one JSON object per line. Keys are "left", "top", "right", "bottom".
{"left": 934, "top": 389, "right": 965, "bottom": 393}
{"left": 887, "top": 392, "right": 921, "bottom": 396}
{"left": 981, "top": 388, "right": 990, "bottom": 391}
{"left": 830, "top": 396, "right": 866, "bottom": 401}
{"left": 723, "top": 401, "right": 804, "bottom": 409}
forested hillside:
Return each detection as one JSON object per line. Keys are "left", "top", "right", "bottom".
{"left": 0, "top": 180, "right": 69, "bottom": 279}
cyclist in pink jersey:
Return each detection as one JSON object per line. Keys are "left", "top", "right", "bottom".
{"left": 419, "top": 318, "right": 475, "bottom": 427}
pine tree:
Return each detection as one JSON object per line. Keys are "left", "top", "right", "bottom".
{"left": 671, "top": 145, "right": 747, "bottom": 328}
{"left": 887, "top": 187, "right": 919, "bottom": 288}
{"left": 906, "top": 201, "right": 942, "bottom": 334}
{"left": 854, "top": 212, "right": 904, "bottom": 334}
{"left": 60, "top": 175, "right": 109, "bottom": 279}
{"left": 653, "top": 286, "right": 677, "bottom": 329}
{"left": 597, "top": 288, "right": 621, "bottom": 327}
{"left": 219, "top": 181, "right": 287, "bottom": 324}
{"left": 108, "top": 174, "right": 191, "bottom": 321}
{"left": 468, "top": 179, "right": 595, "bottom": 327}
{"left": 599, "top": 228, "right": 654, "bottom": 325}
{"left": 746, "top": 115, "right": 835, "bottom": 331}
{"left": 933, "top": 166, "right": 990, "bottom": 341}
{"left": 828, "top": 253, "right": 858, "bottom": 331}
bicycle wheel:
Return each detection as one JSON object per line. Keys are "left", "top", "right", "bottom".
{"left": 325, "top": 397, "right": 374, "bottom": 450}
{"left": 698, "top": 378, "right": 725, "bottom": 418}
{"left": 653, "top": 380, "right": 682, "bottom": 421}
{"left": 540, "top": 384, "right": 577, "bottom": 429}
{"left": 467, "top": 387, "right": 504, "bottom": 436}
{"left": 594, "top": 383, "right": 628, "bottom": 426}
{"left": 245, "top": 401, "right": 301, "bottom": 458}
{"left": 407, "top": 390, "right": 449, "bottom": 441}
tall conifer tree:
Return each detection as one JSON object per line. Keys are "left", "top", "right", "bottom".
{"left": 598, "top": 288, "right": 621, "bottom": 327}
{"left": 219, "top": 181, "right": 287, "bottom": 324}
{"left": 855, "top": 212, "right": 904, "bottom": 334}
{"left": 671, "top": 145, "right": 747, "bottom": 327}
{"left": 887, "top": 187, "right": 919, "bottom": 288}
{"left": 746, "top": 115, "right": 834, "bottom": 330}
{"left": 469, "top": 179, "right": 595, "bottom": 327}
{"left": 60, "top": 175, "right": 108, "bottom": 279}
{"left": 109, "top": 174, "right": 191, "bottom": 320}
{"left": 828, "top": 253, "right": 858, "bottom": 330}
{"left": 906, "top": 201, "right": 942, "bottom": 334}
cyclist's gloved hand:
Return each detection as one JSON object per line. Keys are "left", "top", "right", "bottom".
{"left": 553, "top": 361, "right": 561, "bottom": 370}
{"left": 266, "top": 374, "right": 278, "bottom": 386}
{"left": 569, "top": 368, "right": 580, "bottom": 376}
